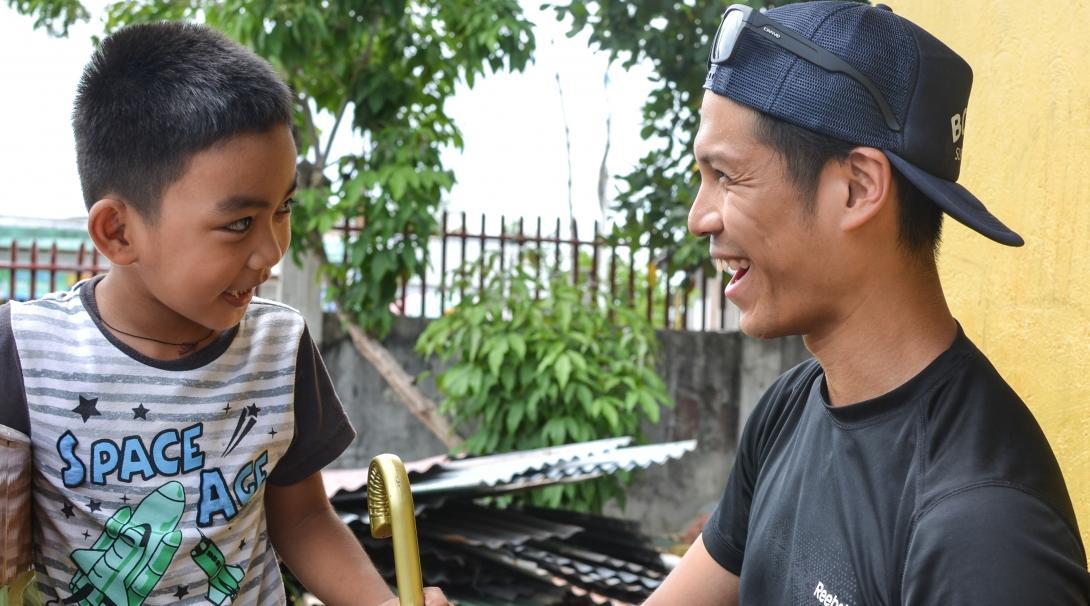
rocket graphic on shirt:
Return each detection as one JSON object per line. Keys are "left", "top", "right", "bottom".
{"left": 66, "top": 482, "right": 185, "bottom": 605}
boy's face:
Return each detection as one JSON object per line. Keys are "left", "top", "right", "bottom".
{"left": 127, "top": 125, "right": 297, "bottom": 331}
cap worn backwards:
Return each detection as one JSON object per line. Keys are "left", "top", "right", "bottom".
{"left": 704, "top": 1, "right": 1023, "bottom": 247}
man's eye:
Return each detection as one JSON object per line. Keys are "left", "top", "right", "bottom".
{"left": 224, "top": 217, "right": 252, "bottom": 232}
{"left": 715, "top": 170, "right": 733, "bottom": 185}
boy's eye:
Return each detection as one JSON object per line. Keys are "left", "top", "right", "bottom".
{"left": 223, "top": 217, "right": 252, "bottom": 233}
{"left": 277, "top": 198, "right": 296, "bottom": 214}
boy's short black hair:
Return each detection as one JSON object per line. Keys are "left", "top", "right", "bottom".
{"left": 73, "top": 21, "right": 294, "bottom": 219}
{"left": 753, "top": 111, "right": 943, "bottom": 262}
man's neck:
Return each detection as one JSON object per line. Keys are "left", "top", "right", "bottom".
{"left": 803, "top": 264, "right": 957, "bottom": 407}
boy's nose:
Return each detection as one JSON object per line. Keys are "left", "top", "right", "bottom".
{"left": 248, "top": 225, "right": 289, "bottom": 271}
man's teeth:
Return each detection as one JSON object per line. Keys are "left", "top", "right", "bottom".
{"left": 713, "top": 259, "right": 751, "bottom": 275}
{"left": 227, "top": 289, "right": 249, "bottom": 297}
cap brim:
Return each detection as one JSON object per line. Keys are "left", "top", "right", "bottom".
{"left": 886, "top": 152, "right": 1024, "bottom": 247}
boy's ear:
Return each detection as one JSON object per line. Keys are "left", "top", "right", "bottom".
{"left": 840, "top": 147, "right": 894, "bottom": 233}
{"left": 87, "top": 198, "right": 140, "bottom": 266}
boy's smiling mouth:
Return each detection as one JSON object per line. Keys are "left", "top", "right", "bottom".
{"left": 222, "top": 287, "right": 255, "bottom": 308}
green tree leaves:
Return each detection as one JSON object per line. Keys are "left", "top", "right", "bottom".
{"left": 11, "top": 0, "right": 535, "bottom": 338}
{"left": 417, "top": 261, "right": 673, "bottom": 511}
{"left": 545, "top": 0, "right": 803, "bottom": 273}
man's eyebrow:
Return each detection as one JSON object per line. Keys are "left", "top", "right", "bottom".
{"left": 215, "top": 176, "right": 298, "bottom": 213}
{"left": 696, "top": 150, "right": 740, "bottom": 167}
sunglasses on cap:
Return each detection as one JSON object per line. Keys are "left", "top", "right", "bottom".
{"left": 709, "top": 4, "right": 902, "bottom": 132}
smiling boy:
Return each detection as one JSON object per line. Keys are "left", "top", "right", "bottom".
{"left": 0, "top": 22, "right": 445, "bottom": 605}
{"left": 644, "top": 2, "right": 1089, "bottom": 605}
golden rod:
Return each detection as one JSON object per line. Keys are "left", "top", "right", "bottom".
{"left": 367, "top": 453, "right": 425, "bottom": 606}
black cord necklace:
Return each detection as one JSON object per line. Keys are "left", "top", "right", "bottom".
{"left": 99, "top": 317, "right": 214, "bottom": 356}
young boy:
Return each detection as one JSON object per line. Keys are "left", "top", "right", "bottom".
{"left": 0, "top": 22, "right": 446, "bottom": 606}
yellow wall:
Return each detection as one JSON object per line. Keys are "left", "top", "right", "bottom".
{"left": 893, "top": 1, "right": 1090, "bottom": 548}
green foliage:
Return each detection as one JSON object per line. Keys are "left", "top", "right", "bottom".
{"left": 11, "top": 0, "right": 535, "bottom": 338}
{"left": 417, "top": 257, "right": 672, "bottom": 511}
{"left": 6, "top": 0, "right": 87, "bottom": 35}
{"left": 547, "top": 0, "right": 806, "bottom": 273}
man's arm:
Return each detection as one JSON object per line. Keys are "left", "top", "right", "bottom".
{"left": 643, "top": 534, "right": 739, "bottom": 606}
{"left": 265, "top": 471, "right": 448, "bottom": 606}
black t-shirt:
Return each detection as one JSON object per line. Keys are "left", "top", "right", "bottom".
{"left": 703, "top": 327, "right": 1090, "bottom": 605}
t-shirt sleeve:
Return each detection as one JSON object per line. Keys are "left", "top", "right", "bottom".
{"left": 701, "top": 409, "right": 760, "bottom": 575}
{"left": 702, "top": 369, "right": 796, "bottom": 575}
{"left": 267, "top": 323, "right": 356, "bottom": 486}
{"left": 902, "top": 484, "right": 1090, "bottom": 605}
{"left": 0, "top": 303, "right": 30, "bottom": 437}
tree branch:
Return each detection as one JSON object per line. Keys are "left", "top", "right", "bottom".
{"left": 299, "top": 95, "right": 323, "bottom": 178}
{"left": 321, "top": 27, "right": 380, "bottom": 169}
{"left": 311, "top": 243, "right": 462, "bottom": 451}
{"left": 337, "top": 311, "right": 463, "bottom": 450}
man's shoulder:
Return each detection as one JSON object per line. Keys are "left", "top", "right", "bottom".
{"left": 916, "top": 337, "right": 1081, "bottom": 543}
{"left": 740, "top": 357, "right": 822, "bottom": 450}
{"left": 757, "top": 357, "right": 822, "bottom": 415}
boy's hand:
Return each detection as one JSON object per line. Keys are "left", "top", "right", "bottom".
{"left": 377, "top": 587, "right": 449, "bottom": 606}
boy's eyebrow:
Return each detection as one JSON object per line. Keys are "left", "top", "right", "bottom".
{"left": 215, "top": 176, "right": 299, "bottom": 213}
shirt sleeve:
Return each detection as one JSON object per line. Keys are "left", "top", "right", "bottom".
{"left": 701, "top": 407, "right": 760, "bottom": 575}
{"left": 267, "top": 323, "right": 356, "bottom": 486}
{"left": 0, "top": 303, "right": 30, "bottom": 437}
{"left": 902, "top": 484, "right": 1090, "bottom": 605}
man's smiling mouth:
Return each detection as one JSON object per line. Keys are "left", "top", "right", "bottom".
{"left": 714, "top": 257, "right": 751, "bottom": 284}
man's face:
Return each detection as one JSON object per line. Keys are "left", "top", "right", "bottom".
{"left": 127, "top": 125, "right": 297, "bottom": 332}
{"left": 689, "top": 93, "right": 846, "bottom": 339}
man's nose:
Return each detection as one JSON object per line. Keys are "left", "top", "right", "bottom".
{"left": 688, "top": 183, "right": 723, "bottom": 237}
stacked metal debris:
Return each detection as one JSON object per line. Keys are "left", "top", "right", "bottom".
{"left": 313, "top": 437, "right": 695, "bottom": 605}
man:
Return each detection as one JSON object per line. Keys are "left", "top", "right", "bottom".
{"left": 645, "top": 2, "right": 1090, "bottom": 604}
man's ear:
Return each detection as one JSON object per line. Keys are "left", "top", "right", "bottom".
{"left": 840, "top": 147, "right": 894, "bottom": 233}
{"left": 87, "top": 198, "right": 141, "bottom": 266}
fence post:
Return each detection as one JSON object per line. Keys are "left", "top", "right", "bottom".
{"left": 279, "top": 251, "right": 326, "bottom": 347}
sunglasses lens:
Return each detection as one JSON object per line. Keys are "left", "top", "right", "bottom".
{"left": 713, "top": 9, "right": 746, "bottom": 63}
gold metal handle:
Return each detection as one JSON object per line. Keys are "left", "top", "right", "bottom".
{"left": 367, "top": 454, "right": 424, "bottom": 606}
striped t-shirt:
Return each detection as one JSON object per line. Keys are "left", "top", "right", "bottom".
{"left": 0, "top": 276, "right": 355, "bottom": 605}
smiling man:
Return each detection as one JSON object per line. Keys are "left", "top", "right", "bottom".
{"left": 644, "top": 2, "right": 1090, "bottom": 605}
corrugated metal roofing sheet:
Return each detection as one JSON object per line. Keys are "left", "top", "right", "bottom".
{"left": 301, "top": 438, "right": 697, "bottom": 605}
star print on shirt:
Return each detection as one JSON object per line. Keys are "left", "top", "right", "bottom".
{"left": 72, "top": 395, "right": 101, "bottom": 423}
{"left": 173, "top": 585, "right": 189, "bottom": 599}
{"left": 120, "top": 495, "right": 130, "bottom": 504}
{"left": 88, "top": 499, "right": 102, "bottom": 513}
{"left": 223, "top": 403, "right": 261, "bottom": 457}
{"left": 268, "top": 428, "right": 278, "bottom": 438}
{"left": 82, "top": 530, "right": 90, "bottom": 540}
{"left": 132, "top": 403, "right": 149, "bottom": 420}
{"left": 239, "top": 539, "right": 247, "bottom": 550}
{"left": 61, "top": 503, "right": 75, "bottom": 519}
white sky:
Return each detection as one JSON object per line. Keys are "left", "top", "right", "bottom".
{"left": 0, "top": 1, "right": 658, "bottom": 230}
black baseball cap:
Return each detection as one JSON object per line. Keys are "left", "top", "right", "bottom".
{"left": 704, "top": 1, "right": 1023, "bottom": 247}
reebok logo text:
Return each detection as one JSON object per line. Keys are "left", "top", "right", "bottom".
{"left": 814, "top": 582, "right": 851, "bottom": 606}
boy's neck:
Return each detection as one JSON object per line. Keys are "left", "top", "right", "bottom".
{"left": 93, "top": 271, "right": 222, "bottom": 361}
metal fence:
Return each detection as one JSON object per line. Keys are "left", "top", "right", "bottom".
{"left": 1, "top": 240, "right": 107, "bottom": 302}
{"left": 3, "top": 214, "right": 737, "bottom": 332}
{"left": 334, "top": 212, "right": 737, "bottom": 332}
